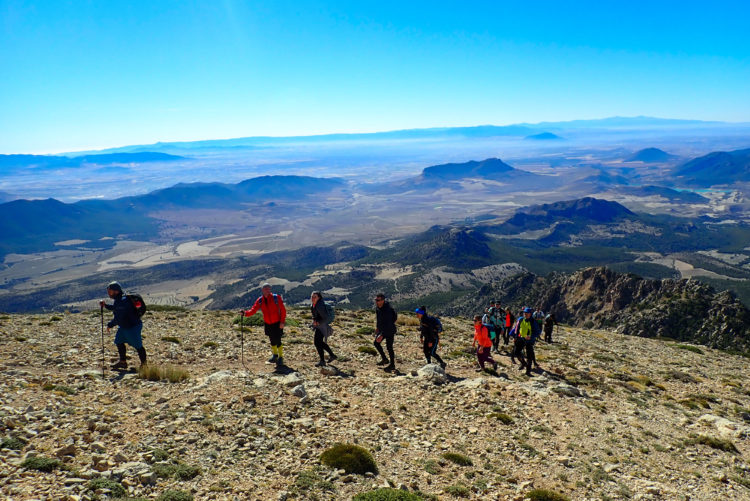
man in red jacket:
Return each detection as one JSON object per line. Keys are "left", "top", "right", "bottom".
{"left": 243, "top": 283, "right": 287, "bottom": 367}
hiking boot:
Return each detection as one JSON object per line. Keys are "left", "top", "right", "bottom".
{"left": 492, "top": 361, "right": 498, "bottom": 371}
{"left": 268, "top": 354, "right": 278, "bottom": 363}
{"left": 475, "top": 367, "right": 484, "bottom": 372}
{"left": 518, "top": 364, "right": 526, "bottom": 371}
{"left": 440, "top": 361, "right": 447, "bottom": 369}
{"left": 526, "top": 370, "right": 533, "bottom": 376}
{"left": 376, "top": 358, "right": 389, "bottom": 366}
{"left": 384, "top": 364, "right": 396, "bottom": 372}
{"left": 327, "top": 354, "right": 338, "bottom": 363}
{"left": 315, "top": 360, "right": 326, "bottom": 367}
{"left": 111, "top": 360, "right": 127, "bottom": 370}
{"left": 276, "top": 357, "right": 284, "bottom": 367}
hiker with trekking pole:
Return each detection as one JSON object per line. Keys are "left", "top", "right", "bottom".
{"left": 100, "top": 281, "right": 147, "bottom": 371}
{"left": 241, "top": 283, "right": 287, "bottom": 368}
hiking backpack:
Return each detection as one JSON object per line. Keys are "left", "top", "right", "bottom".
{"left": 324, "top": 302, "right": 335, "bottom": 323}
{"left": 128, "top": 293, "right": 147, "bottom": 317}
{"left": 434, "top": 316, "right": 443, "bottom": 334}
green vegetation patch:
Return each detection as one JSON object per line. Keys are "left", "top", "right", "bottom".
{"left": 320, "top": 443, "right": 378, "bottom": 475}
{"left": 161, "top": 336, "right": 181, "bottom": 344}
{"left": 358, "top": 345, "right": 378, "bottom": 356}
{"left": 202, "top": 341, "right": 218, "bottom": 348}
{"left": 294, "top": 467, "right": 335, "bottom": 493}
{"left": 21, "top": 456, "right": 61, "bottom": 472}
{"left": 488, "top": 412, "right": 514, "bottom": 425}
{"left": 0, "top": 436, "right": 26, "bottom": 450}
{"left": 157, "top": 490, "right": 194, "bottom": 501}
{"left": 355, "top": 326, "right": 375, "bottom": 335}
{"left": 42, "top": 383, "right": 77, "bottom": 395}
{"left": 87, "top": 477, "right": 127, "bottom": 498}
{"left": 685, "top": 435, "right": 738, "bottom": 453}
{"left": 525, "top": 489, "right": 571, "bottom": 501}
{"left": 441, "top": 452, "right": 473, "bottom": 467}
{"left": 353, "top": 488, "right": 424, "bottom": 501}
{"left": 675, "top": 344, "right": 704, "bottom": 354}
{"left": 138, "top": 364, "right": 189, "bottom": 383}
{"left": 444, "top": 484, "right": 471, "bottom": 498}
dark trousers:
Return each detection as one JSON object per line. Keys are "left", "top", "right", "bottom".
{"left": 374, "top": 334, "right": 395, "bottom": 363}
{"left": 264, "top": 322, "right": 283, "bottom": 347}
{"left": 513, "top": 337, "right": 526, "bottom": 366}
{"left": 476, "top": 346, "right": 495, "bottom": 368}
{"left": 492, "top": 326, "right": 502, "bottom": 350}
{"left": 503, "top": 326, "right": 511, "bottom": 345}
{"left": 422, "top": 338, "right": 444, "bottom": 365}
{"left": 117, "top": 343, "right": 146, "bottom": 364}
{"left": 544, "top": 327, "right": 553, "bottom": 343}
{"left": 314, "top": 327, "right": 335, "bottom": 361}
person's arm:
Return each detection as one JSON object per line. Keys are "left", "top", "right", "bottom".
{"left": 243, "top": 297, "right": 261, "bottom": 317}
{"left": 278, "top": 295, "right": 287, "bottom": 328}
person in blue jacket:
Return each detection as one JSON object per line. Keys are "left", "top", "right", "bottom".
{"left": 509, "top": 307, "right": 541, "bottom": 376}
{"left": 100, "top": 281, "right": 146, "bottom": 370}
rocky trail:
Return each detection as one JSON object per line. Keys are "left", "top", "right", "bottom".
{"left": 1, "top": 308, "right": 750, "bottom": 500}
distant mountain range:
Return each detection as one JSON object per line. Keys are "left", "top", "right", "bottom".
{"left": 613, "top": 185, "right": 709, "bottom": 203}
{"left": 0, "top": 175, "right": 346, "bottom": 258}
{"left": 525, "top": 132, "right": 563, "bottom": 141}
{"left": 673, "top": 148, "right": 750, "bottom": 186}
{"left": 0, "top": 152, "right": 185, "bottom": 173}
{"left": 626, "top": 148, "right": 677, "bottom": 163}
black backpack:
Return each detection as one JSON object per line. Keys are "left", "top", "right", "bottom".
{"left": 128, "top": 293, "right": 147, "bottom": 317}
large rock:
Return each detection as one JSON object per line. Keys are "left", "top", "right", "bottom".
{"left": 416, "top": 364, "right": 448, "bottom": 384}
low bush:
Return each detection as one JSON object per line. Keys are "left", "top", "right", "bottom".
{"left": 444, "top": 484, "right": 470, "bottom": 497}
{"left": 152, "top": 461, "right": 201, "bottom": 480}
{"left": 202, "top": 341, "right": 218, "bottom": 348}
{"left": 138, "top": 365, "right": 189, "bottom": 383}
{"left": 0, "top": 436, "right": 25, "bottom": 450}
{"left": 358, "top": 345, "right": 378, "bottom": 356}
{"left": 161, "top": 336, "right": 181, "bottom": 344}
{"left": 157, "top": 490, "right": 194, "bottom": 501}
{"left": 320, "top": 443, "right": 378, "bottom": 474}
{"left": 441, "top": 452, "right": 473, "bottom": 467}
{"left": 488, "top": 412, "right": 514, "bottom": 425}
{"left": 353, "top": 488, "right": 423, "bottom": 500}
{"left": 21, "top": 456, "right": 61, "bottom": 472}
{"left": 355, "top": 326, "right": 375, "bottom": 335}
{"left": 686, "top": 435, "right": 738, "bottom": 453}
{"left": 87, "top": 477, "right": 127, "bottom": 498}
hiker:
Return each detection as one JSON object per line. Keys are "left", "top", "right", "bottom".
{"left": 509, "top": 307, "right": 541, "bottom": 376}
{"left": 544, "top": 313, "right": 558, "bottom": 343}
{"left": 533, "top": 307, "right": 545, "bottom": 329}
{"left": 310, "top": 291, "right": 337, "bottom": 367}
{"left": 473, "top": 315, "right": 498, "bottom": 372}
{"left": 100, "top": 281, "right": 146, "bottom": 370}
{"left": 490, "top": 300, "right": 503, "bottom": 353}
{"left": 503, "top": 307, "right": 514, "bottom": 346}
{"left": 416, "top": 306, "right": 446, "bottom": 369}
{"left": 242, "top": 283, "right": 287, "bottom": 367}
{"left": 374, "top": 293, "right": 398, "bottom": 372}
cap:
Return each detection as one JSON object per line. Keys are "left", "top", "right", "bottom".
{"left": 261, "top": 282, "right": 271, "bottom": 289}
{"left": 107, "top": 281, "right": 122, "bottom": 292}
{"left": 415, "top": 308, "right": 426, "bottom": 315}
{"left": 523, "top": 307, "right": 533, "bottom": 314}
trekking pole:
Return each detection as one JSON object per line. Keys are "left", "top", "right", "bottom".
{"left": 239, "top": 311, "right": 246, "bottom": 370}
{"left": 100, "top": 303, "right": 105, "bottom": 379}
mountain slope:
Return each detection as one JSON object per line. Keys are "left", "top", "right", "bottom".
{"left": 673, "top": 148, "right": 750, "bottom": 186}
{"left": 626, "top": 148, "right": 677, "bottom": 163}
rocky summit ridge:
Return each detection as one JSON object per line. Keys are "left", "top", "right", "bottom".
{"left": 449, "top": 266, "right": 750, "bottom": 354}
{"left": 1, "top": 308, "right": 750, "bottom": 500}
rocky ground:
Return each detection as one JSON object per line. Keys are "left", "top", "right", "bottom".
{"left": 1, "top": 308, "right": 750, "bottom": 500}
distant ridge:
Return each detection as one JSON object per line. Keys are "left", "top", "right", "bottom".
{"left": 673, "top": 148, "right": 750, "bottom": 186}
{"left": 421, "top": 157, "right": 517, "bottom": 181}
{"left": 626, "top": 148, "right": 677, "bottom": 163}
{"left": 0, "top": 152, "right": 185, "bottom": 173}
{"left": 496, "top": 197, "right": 635, "bottom": 233}
{"left": 525, "top": 132, "right": 563, "bottom": 141}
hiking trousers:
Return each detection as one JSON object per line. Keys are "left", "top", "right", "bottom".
{"left": 422, "top": 337, "right": 444, "bottom": 365}
{"left": 374, "top": 333, "right": 395, "bottom": 363}
{"left": 513, "top": 337, "right": 527, "bottom": 365}
{"left": 476, "top": 346, "right": 495, "bottom": 368}
{"left": 264, "top": 322, "right": 283, "bottom": 347}
{"left": 313, "top": 326, "right": 335, "bottom": 361}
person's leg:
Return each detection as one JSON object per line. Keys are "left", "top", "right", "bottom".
{"left": 526, "top": 343, "right": 535, "bottom": 375}
{"left": 114, "top": 343, "right": 127, "bottom": 368}
{"left": 136, "top": 347, "right": 147, "bottom": 365}
{"left": 431, "top": 340, "right": 446, "bottom": 368}
{"left": 314, "top": 328, "right": 326, "bottom": 365}
{"left": 385, "top": 335, "right": 395, "bottom": 365}
{"left": 265, "top": 323, "right": 278, "bottom": 362}
{"left": 374, "top": 339, "right": 388, "bottom": 363}
{"left": 514, "top": 339, "right": 526, "bottom": 369}
{"left": 422, "top": 341, "right": 431, "bottom": 364}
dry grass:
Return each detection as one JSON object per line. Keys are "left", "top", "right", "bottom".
{"left": 137, "top": 364, "right": 190, "bottom": 383}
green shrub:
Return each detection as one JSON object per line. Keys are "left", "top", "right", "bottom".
{"left": 157, "top": 490, "right": 194, "bottom": 501}
{"left": 161, "top": 336, "right": 181, "bottom": 344}
{"left": 50, "top": 316, "right": 63, "bottom": 322}
{"left": 353, "top": 488, "right": 423, "bottom": 500}
{"left": 358, "top": 345, "right": 378, "bottom": 356}
{"left": 441, "top": 452, "right": 473, "bottom": 467}
{"left": 525, "top": 489, "right": 571, "bottom": 501}
{"left": 138, "top": 364, "right": 189, "bottom": 383}
{"left": 355, "top": 326, "right": 375, "bottom": 335}
{"left": 489, "top": 412, "right": 514, "bottom": 424}
{"left": 294, "top": 468, "right": 335, "bottom": 492}
{"left": 152, "top": 461, "right": 201, "bottom": 480}
{"left": 149, "top": 305, "right": 187, "bottom": 312}
{"left": 202, "top": 341, "right": 218, "bottom": 348}
{"left": 150, "top": 448, "right": 170, "bottom": 462}
{"left": 0, "top": 436, "right": 25, "bottom": 450}
{"left": 87, "top": 477, "right": 127, "bottom": 498}
{"left": 444, "top": 484, "right": 470, "bottom": 497}
{"left": 234, "top": 313, "right": 264, "bottom": 326}
{"left": 675, "top": 344, "right": 704, "bottom": 354}
{"left": 42, "top": 383, "right": 76, "bottom": 395}
{"left": 320, "top": 443, "right": 378, "bottom": 474}
{"left": 21, "top": 456, "right": 61, "bottom": 472}
{"left": 686, "top": 435, "right": 738, "bottom": 453}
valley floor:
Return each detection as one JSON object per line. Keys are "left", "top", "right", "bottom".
{"left": 1, "top": 309, "right": 750, "bottom": 500}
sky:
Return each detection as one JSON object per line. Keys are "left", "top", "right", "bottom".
{"left": 1, "top": 0, "right": 749, "bottom": 154}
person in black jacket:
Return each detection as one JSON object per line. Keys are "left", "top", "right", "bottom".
{"left": 100, "top": 281, "right": 146, "bottom": 370}
{"left": 416, "top": 306, "right": 446, "bottom": 369}
{"left": 374, "top": 293, "right": 398, "bottom": 372}
{"left": 311, "top": 291, "right": 337, "bottom": 367}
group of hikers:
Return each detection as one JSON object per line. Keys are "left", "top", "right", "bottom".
{"left": 101, "top": 281, "right": 558, "bottom": 376}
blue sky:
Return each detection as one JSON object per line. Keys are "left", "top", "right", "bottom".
{"left": 1, "top": 0, "right": 749, "bottom": 153}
